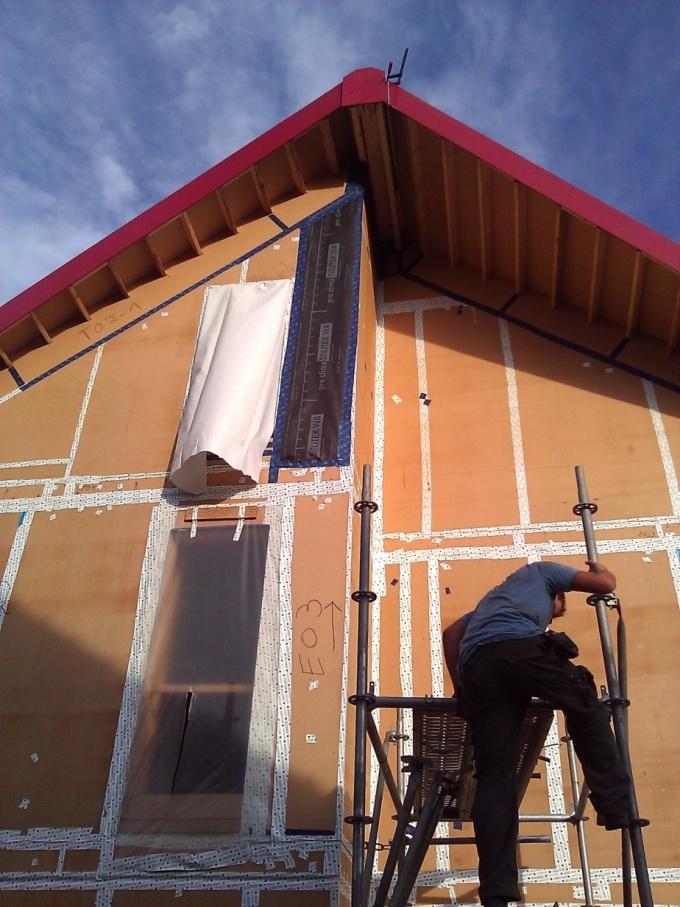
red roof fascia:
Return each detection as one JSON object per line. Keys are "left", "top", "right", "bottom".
{"left": 384, "top": 76, "right": 680, "bottom": 272}
{"left": 4, "top": 67, "right": 679, "bottom": 334}
{"left": 1, "top": 83, "right": 342, "bottom": 332}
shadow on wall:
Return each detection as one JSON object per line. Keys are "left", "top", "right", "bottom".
{"left": 383, "top": 292, "right": 680, "bottom": 419}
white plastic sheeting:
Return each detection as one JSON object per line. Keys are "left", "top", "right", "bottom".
{"left": 170, "top": 280, "right": 291, "bottom": 493}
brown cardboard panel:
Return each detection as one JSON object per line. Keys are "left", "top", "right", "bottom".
{"left": 71, "top": 294, "right": 202, "bottom": 477}
{"left": 511, "top": 291, "right": 624, "bottom": 355}
{"left": 62, "top": 849, "right": 101, "bottom": 872}
{"left": 0, "top": 849, "right": 59, "bottom": 871}
{"left": 0, "top": 505, "right": 152, "bottom": 830}
{"left": 286, "top": 493, "right": 348, "bottom": 831}
{"left": 269, "top": 183, "right": 345, "bottom": 226}
{"left": 0, "top": 511, "right": 19, "bottom": 574}
{"left": 410, "top": 562, "right": 434, "bottom": 697}
{"left": 527, "top": 524, "right": 657, "bottom": 544}
{"left": 382, "top": 312, "right": 422, "bottom": 533}
{"left": 617, "top": 334, "right": 680, "bottom": 389}
{"left": 384, "top": 535, "right": 513, "bottom": 553}
{"left": 382, "top": 275, "right": 436, "bottom": 304}
{"left": 112, "top": 893, "right": 241, "bottom": 906}
{"left": 0, "top": 893, "right": 96, "bottom": 906}
{"left": 0, "top": 484, "right": 49, "bottom": 500}
{"left": 0, "top": 464, "right": 66, "bottom": 480}
{"left": 0, "top": 353, "right": 94, "bottom": 463}
{"left": 549, "top": 552, "right": 680, "bottom": 866}
{"left": 10, "top": 218, "right": 279, "bottom": 384}
{"left": 409, "top": 257, "right": 513, "bottom": 311}
{"left": 245, "top": 230, "right": 300, "bottom": 283}
{"left": 260, "top": 893, "right": 330, "bottom": 907}
{"left": 424, "top": 306, "right": 520, "bottom": 529}
{"left": 0, "top": 369, "right": 17, "bottom": 395}
{"left": 510, "top": 324, "right": 673, "bottom": 523}
{"left": 655, "top": 386, "right": 680, "bottom": 470}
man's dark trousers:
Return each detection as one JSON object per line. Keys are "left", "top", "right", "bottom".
{"left": 460, "top": 635, "right": 630, "bottom": 905}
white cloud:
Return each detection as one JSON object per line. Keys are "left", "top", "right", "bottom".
{"left": 93, "top": 153, "right": 139, "bottom": 216}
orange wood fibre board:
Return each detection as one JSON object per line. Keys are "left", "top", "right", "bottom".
{"left": 0, "top": 505, "right": 152, "bottom": 830}
{"left": 424, "top": 307, "right": 520, "bottom": 529}
{"left": 655, "top": 385, "right": 680, "bottom": 477}
{"left": 548, "top": 552, "right": 680, "bottom": 867}
{"left": 245, "top": 230, "right": 299, "bottom": 283}
{"left": 0, "top": 893, "right": 96, "bottom": 906}
{"left": 260, "top": 893, "right": 330, "bottom": 907}
{"left": 0, "top": 352, "right": 95, "bottom": 463}
{"left": 286, "top": 493, "right": 348, "bottom": 831}
{"left": 382, "top": 312, "right": 422, "bottom": 533}
{"left": 112, "top": 893, "right": 241, "bottom": 906}
{"left": 0, "top": 464, "right": 67, "bottom": 481}
{"left": 71, "top": 291, "right": 202, "bottom": 477}
{"left": 409, "top": 561, "right": 434, "bottom": 697}
{"left": 526, "top": 525, "right": 657, "bottom": 544}
{"left": 0, "top": 848, "right": 59, "bottom": 872}
{"left": 510, "top": 325, "right": 673, "bottom": 523}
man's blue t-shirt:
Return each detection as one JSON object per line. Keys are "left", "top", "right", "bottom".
{"left": 458, "top": 561, "right": 578, "bottom": 669}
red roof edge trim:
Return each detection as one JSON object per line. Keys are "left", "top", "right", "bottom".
{"left": 1, "top": 83, "right": 343, "bottom": 333}
{"left": 387, "top": 82, "right": 680, "bottom": 273}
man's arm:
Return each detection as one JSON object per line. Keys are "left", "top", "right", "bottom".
{"left": 442, "top": 615, "right": 470, "bottom": 693}
{"left": 570, "top": 560, "right": 616, "bottom": 595}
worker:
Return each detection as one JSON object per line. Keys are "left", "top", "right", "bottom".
{"left": 442, "top": 560, "right": 631, "bottom": 907}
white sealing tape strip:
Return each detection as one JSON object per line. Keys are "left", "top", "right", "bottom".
{"left": 414, "top": 307, "right": 432, "bottom": 535}
{"left": 499, "top": 320, "right": 530, "bottom": 526}
{"left": 644, "top": 378, "right": 680, "bottom": 517}
{"left": 271, "top": 495, "right": 295, "bottom": 839}
{"left": 0, "top": 510, "right": 34, "bottom": 634}
{"left": 64, "top": 345, "right": 103, "bottom": 479}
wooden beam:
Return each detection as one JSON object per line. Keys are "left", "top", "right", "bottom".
{"left": 30, "top": 312, "right": 51, "bottom": 344}
{"left": 69, "top": 286, "right": 91, "bottom": 321}
{"left": 216, "top": 188, "right": 238, "bottom": 234}
{"left": 180, "top": 212, "right": 202, "bottom": 255}
{"left": 513, "top": 181, "right": 527, "bottom": 294}
{"left": 587, "top": 228, "right": 606, "bottom": 324}
{"left": 625, "top": 250, "right": 645, "bottom": 338}
{"left": 319, "top": 118, "right": 339, "bottom": 173}
{"left": 441, "top": 139, "right": 459, "bottom": 268}
{"left": 550, "top": 206, "right": 564, "bottom": 308}
{"left": 374, "top": 105, "right": 402, "bottom": 251}
{"left": 285, "top": 141, "right": 306, "bottom": 194}
{"left": 0, "top": 342, "right": 13, "bottom": 368}
{"left": 107, "top": 262, "right": 129, "bottom": 298}
{"left": 406, "top": 119, "right": 428, "bottom": 254}
{"left": 250, "top": 166, "right": 271, "bottom": 214}
{"left": 668, "top": 284, "right": 680, "bottom": 352}
{"left": 476, "top": 160, "right": 492, "bottom": 281}
{"left": 145, "top": 237, "right": 167, "bottom": 277}
{"left": 349, "top": 106, "right": 368, "bottom": 162}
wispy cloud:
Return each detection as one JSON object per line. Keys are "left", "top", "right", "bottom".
{"left": 2, "top": 0, "right": 678, "bottom": 304}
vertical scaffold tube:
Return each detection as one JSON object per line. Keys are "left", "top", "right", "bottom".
{"left": 573, "top": 466, "right": 654, "bottom": 907}
{"left": 348, "top": 464, "right": 377, "bottom": 907}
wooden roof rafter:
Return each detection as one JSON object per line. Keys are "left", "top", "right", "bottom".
{"left": 441, "top": 139, "right": 459, "bottom": 269}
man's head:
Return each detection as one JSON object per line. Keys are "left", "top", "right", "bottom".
{"left": 553, "top": 591, "right": 567, "bottom": 619}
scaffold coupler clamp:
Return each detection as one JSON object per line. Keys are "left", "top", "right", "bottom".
{"left": 585, "top": 591, "right": 619, "bottom": 609}
{"left": 354, "top": 497, "right": 378, "bottom": 514}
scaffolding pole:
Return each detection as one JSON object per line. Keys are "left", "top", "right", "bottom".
{"left": 573, "top": 465, "right": 654, "bottom": 907}
{"left": 347, "top": 464, "right": 377, "bottom": 907}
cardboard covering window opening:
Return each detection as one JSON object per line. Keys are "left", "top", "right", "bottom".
{"left": 169, "top": 280, "right": 292, "bottom": 493}
{"left": 118, "top": 521, "right": 278, "bottom": 838}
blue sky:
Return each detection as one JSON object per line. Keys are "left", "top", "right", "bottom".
{"left": 2, "top": 0, "right": 679, "bottom": 304}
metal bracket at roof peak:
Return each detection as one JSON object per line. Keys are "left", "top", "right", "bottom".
{"left": 386, "top": 49, "right": 409, "bottom": 85}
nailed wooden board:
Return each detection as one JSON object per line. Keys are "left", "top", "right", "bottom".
{"left": 382, "top": 312, "right": 422, "bottom": 533}
{"left": 286, "top": 493, "right": 348, "bottom": 832}
{"left": 0, "top": 352, "right": 95, "bottom": 463}
{"left": 0, "top": 505, "right": 152, "bottom": 830}
{"left": 423, "top": 306, "right": 520, "bottom": 529}
{"left": 509, "top": 323, "right": 672, "bottom": 523}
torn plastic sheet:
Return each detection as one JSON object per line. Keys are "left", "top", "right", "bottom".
{"left": 170, "top": 280, "right": 292, "bottom": 493}
{"left": 118, "top": 523, "right": 278, "bottom": 838}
